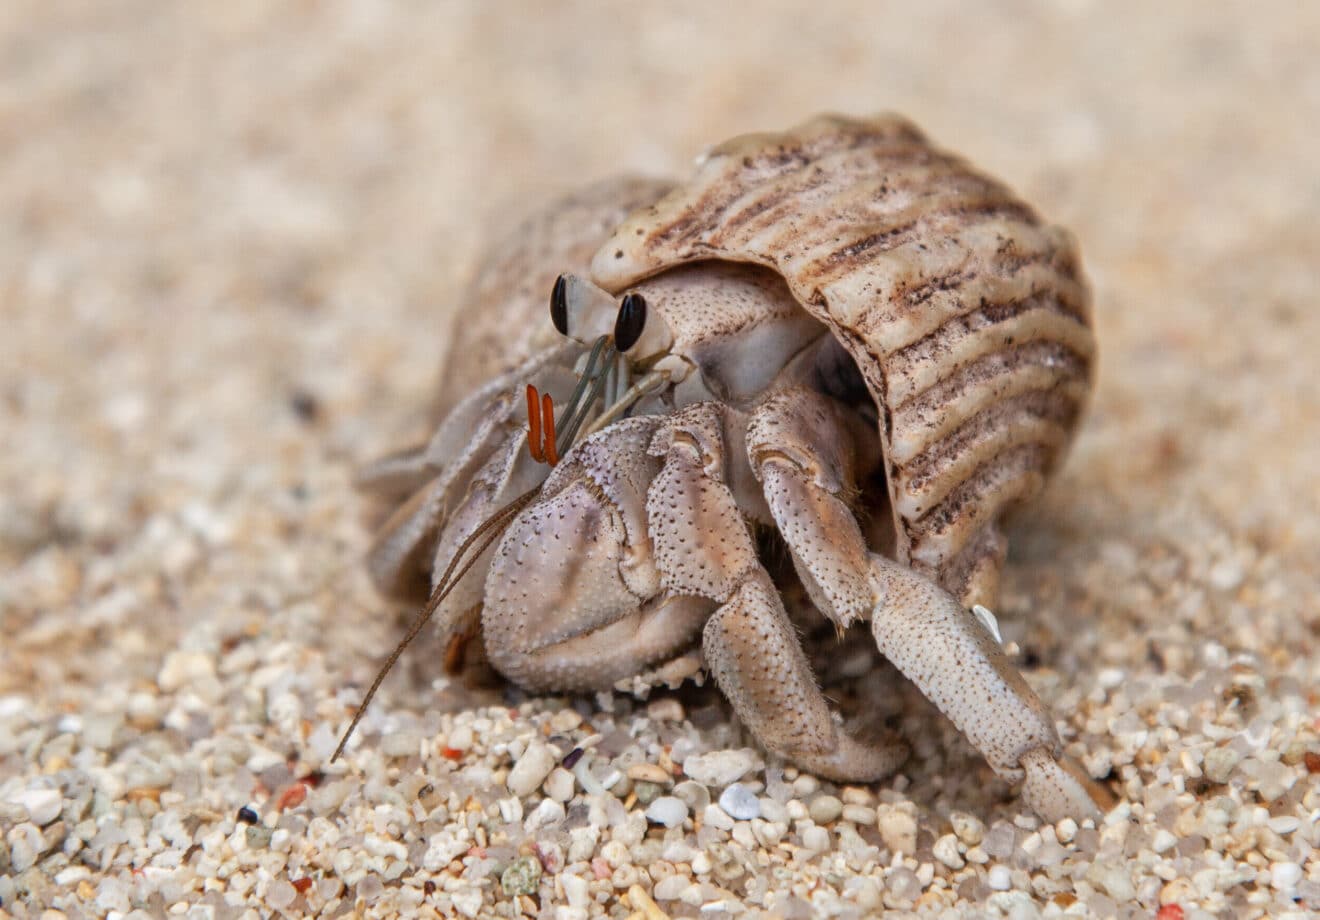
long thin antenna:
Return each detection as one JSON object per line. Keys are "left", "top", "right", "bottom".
{"left": 330, "top": 486, "right": 541, "bottom": 763}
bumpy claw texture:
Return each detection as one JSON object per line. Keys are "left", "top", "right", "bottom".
{"left": 356, "top": 116, "right": 1101, "bottom": 822}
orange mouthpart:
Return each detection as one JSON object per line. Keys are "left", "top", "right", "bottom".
{"left": 525, "top": 384, "right": 560, "bottom": 466}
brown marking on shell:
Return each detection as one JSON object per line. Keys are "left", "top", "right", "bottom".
{"left": 433, "top": 176, "right": 674, "bottom": 421}
{"left": 590, "top": 114, "right": 1094, "bottom": 606}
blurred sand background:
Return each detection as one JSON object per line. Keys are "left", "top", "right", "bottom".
{"left": 2, "top": 2, "right": 1318, "bottom": 918}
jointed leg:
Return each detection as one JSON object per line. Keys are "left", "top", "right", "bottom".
{"left": 703, "top": 574, "right": 908, "bottom": 780}
{"left": 361, "top": 346, "right": 579, "bottom": 600}
{"left": 647, "top": 402, "right": 908, "bottom": 780}
{"left": 746, "top": 387, "right": 1099, "bottom": 821}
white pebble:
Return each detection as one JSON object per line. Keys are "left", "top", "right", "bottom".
{"left": 877, "top": 806, "right": 918, "bottom": 854}
{"left": 1268, "top": 815, "right": 1299, "bottom": 835}
{"left": 718, "top": 783, "right": 760, "bottom": 820}
{"left": 549, "top": 708, "right": 583, "bottom": 732}
{"left": 451, "top": 888, "right": 482, "bottom": 918}
{"left": 1151, "top": 829, "right": 1177, "bottom": 853}
{"left": 645, "top": 796, "right": 689, "bottom": 828}
{"left": 933, "top": 833, "right": 965, "bottom": 869}
{"left": 266, "top": 879, "right": 297, "bottom": 910}
{"left": 562, "top": 873, "right": 590, "bottom": 909}
{"left": 951, "top": 811, "right": 986, "bottom": 845}
{"left": 681, "top": 748, "right": 758, "bottom": 785}
{"left": 543, "top": 767, "right": 575, "bottom": 803}
{"left": 1087, "top": 862, "right": 1135, "bottom": 901}
{"left": 662, "top": 840, "right": 695, "bottom": 863}
{"left": 841, "top": 803, "right": 876, "bottom": 825}
{"left": 1252, "top": 759, "right": 1297, "bottom": 801}
{"left": 364, "top": 834, "right": 407, "bottom": 860}
{"left": 497, "top": 797, "right": 523, "bottom": 823}
{"left": 95, "top": 876, "right": 131, "bottom": 914}
{"left": 703, "top": 803, "right": 734, "bottom": 830}
{"left": 753, "top": 819, "right": 787, "bottom": 847}
{"left": 1055, "top": 817, "right": 1077, "bottom": 843}
{"left": 987, "top": 865, "right": 1012, "bottom": 891}
{"left": 673, "top": 780, "right": 710, "bottom": 811}
{"left": 7, "top": 823, "right": 42, "bottom": 872}
{"left": 1271, "top": 862, "right": 1302, "bottom": 891}
{"left": 506, "top": 742, "right": 557, "bottom": 798}
{"left": 305, "top": 724, "right": 338, "bottom": 762}
{"left": 568, "top": 826, "right": 599, "bottom": 863}
{"left": 1202, "top": 746, "right": 1241, "bottom": 783}
{"left": 7, "top": 789, "right": 62, "bottom": 826}
{"left": 525, "top": 798, "right": 565, "bottom": 830}
{"left": 653, "top": 874, "right": 690, "bottom": 901}
{"left": 792, "top": 774, "right": 819, "bottom": 796}
{"left": 801, "top": 825, "right": 831, "bottom": 853}
{"left": 809, "top": 795, "right": 843, "bottom": 823}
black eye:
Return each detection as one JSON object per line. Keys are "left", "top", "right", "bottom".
{"left": 550, "top": 275, "right": 569, "bottom": 336}
{"left": 614, "top": 293, "right": 647, "bottom": 351}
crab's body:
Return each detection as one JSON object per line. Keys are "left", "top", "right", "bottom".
{"left": 358, "top": 115, "right": 1099, "bottom": 821}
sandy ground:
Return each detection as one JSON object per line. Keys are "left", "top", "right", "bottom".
{"left": 2, "top": 2, "right": 1318, "bottom": 918}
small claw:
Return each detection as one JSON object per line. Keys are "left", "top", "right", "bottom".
{"left": 1019, "top": 747, "right": 1103, "bottom": 825}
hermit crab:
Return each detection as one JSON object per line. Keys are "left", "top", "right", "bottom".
{"left": 342, "top": 114, "right": 1100, "bottom": 822}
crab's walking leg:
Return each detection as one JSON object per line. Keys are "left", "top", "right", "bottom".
{"left": 481, "top": 416, "right": 713, "bottom": 690}
{"left": 360, "top": 345, "right": 578, "bottom": 600}
{"left": 650, "top": 403, "right": 908, "bottom": 781}
{"left": 416, "top": 423, "right": 550, "bottom": 651}
{"left": 746, "top": 387, "right": 1100, "bottom": 822}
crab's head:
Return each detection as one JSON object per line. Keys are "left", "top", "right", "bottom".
{"left": 549, "top": 263, "right": 858, "bottom": 413}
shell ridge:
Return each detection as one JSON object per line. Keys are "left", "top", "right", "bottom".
{"left": 895, "top": 400, "right": 1075, "bottom": 518}
{"left": 885, "top": 298, "right": 1096, "bottom": 405}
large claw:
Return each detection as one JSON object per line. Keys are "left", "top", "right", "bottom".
{"left": 480, "top": 417, "right": 710, "bottom": 692}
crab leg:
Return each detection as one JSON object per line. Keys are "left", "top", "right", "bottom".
{"left": 746, "top": 387, "right": 1099, "bottom": 822}
{"left": 414, "top": 424, "right": 549, "bottom": 648}
{"left": 358, "top": 342, "right": 578, "bottom": 498}
{"left": 648, "top": 403, "right": 908, "bottom": 781}
{"left": 360, "top": 346, "right": 578, "bottom": 600}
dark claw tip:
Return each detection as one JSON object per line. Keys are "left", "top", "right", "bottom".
{"left": 614, "top": 292, "right": 647, "bottom": 352}
{"left": 550, "top": 275, "right": 569, "bottom": 336}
